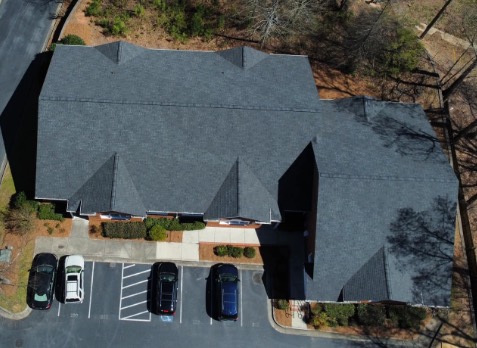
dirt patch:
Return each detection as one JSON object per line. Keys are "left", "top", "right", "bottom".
{"left": 273, "top": 307, "right": 292, "bottom": 328}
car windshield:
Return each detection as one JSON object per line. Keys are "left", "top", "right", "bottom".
{"left": 160, "top": 273, "right": 176, "bottom": 282}
{"left": 219, "top": 273, "right": 237, "bottom": 282}
{"left": 66, "top": 265, "right": 82, "bottom": 273}
{"left": 37, "top": 265, "right": 54, "bottom": 274}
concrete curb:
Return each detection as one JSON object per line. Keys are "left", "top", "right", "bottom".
{"left": 57, "top": 0, "right": 81, "bottom": 41}
{"left": 41, "top": 1, "right": 64, "bottom": 52}
{"left": 0, "top": 305, "right": 31, "bottom": 320}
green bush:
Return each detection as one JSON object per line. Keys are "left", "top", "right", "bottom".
{"left": 60, "top": 34, "right": 86, "bottom": 46}
{"left": 190, "top": 6, "right": 205, "bottom": 36}
{"left": 323, "top": 303, "right": 355, "bottom": 326}
{"left": 85, "top": 0, "right": 102, "bottom": 16}
{"left": 102, "top": 222, "right": 147, "bottom": 239}
{"left": 111, "top": 16, "right": 128, "bottom": 36}
{"left": 11, "top": 192, "right": 38, "bottom": 210}
{"left": 37, "top": 203, "right": 64, "bottom": 221}
{"left": 47, "top": 227, "right": 54, "bottom": 235}
{"left": 145, "top": 217, "right": 204, "bottom": 231}
{"left": 229, "top": 246, "right": 243, "bottom": 258}
{"left": 276, "top": 299, "right": 289, "bottom": 310}
{"left": 382, "top": 27, "right": 424, "bottom": 76}
{"left": 311, "top": 312, "right": 330, "bottom": 328}
{"left": 356, "top": 304, "right": 386, "bottom": 327}
{"left": 214, "top": 245, "right": 228, "bottom": 256}
{"left": 388, "top": 306, "right": 427, "bottom": 330}
{"left": 243, "top": 247, "right": 256, "bottom": 258}
{"left": 134, "top": 4, "right": 145, "bottom": 17}
{"left": 148, "top": 224, "right": 167, "bottom": 241}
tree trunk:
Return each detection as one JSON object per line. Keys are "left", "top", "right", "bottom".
{"left": 419, "top": 0, "right": 454, "bottom": 39}
{"left": 442, "top": 58, "right": 477, "bottom": 101}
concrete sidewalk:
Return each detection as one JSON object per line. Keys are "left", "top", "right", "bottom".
{"left": 34, "top": 218, "right": 302, "bottom": 266}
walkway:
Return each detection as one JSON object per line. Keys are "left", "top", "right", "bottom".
{"left": 34, "top": 218, "right": 305, "bottom": 267}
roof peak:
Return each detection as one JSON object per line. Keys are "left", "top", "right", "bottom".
{"left": 216, "top": 46, "right": 269, "bottom": 69}
{"left": 94, "top": 41, "right": 144, "bottom": 64}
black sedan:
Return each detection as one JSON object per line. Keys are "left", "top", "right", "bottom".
{"left": 151, "top": 262, "right": 178, "bottom": 315}
{"left": 26, "top": 253, "right": 58, "bottom": 310}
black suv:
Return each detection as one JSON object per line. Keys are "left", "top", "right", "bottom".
{"left": 215, "top": 264, "right": 239, "bottom": 321}
{"left": 151, "top": 262, "right": 178, "bottom": 315}
{"left": 26, "top": 253, "right": 58, "bottom": 310}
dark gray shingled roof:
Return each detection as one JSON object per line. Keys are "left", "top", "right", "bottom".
{"left": 304, "top": 97, "right": 458, "bottom": 307}
{"left": 37, "top": 42, "right": 458, "bottom": 306}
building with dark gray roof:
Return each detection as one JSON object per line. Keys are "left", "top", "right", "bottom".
{"left": 36, "top": 42, "right": 458, "bottom": 306}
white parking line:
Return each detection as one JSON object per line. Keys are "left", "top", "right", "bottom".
{"left": 179, "top": 265, "right": 183, "bottom": 324}
{"left": 210, "top": 276, "right": 213, "bottom": 325}
{"left": 122, "top": 269, "right": 150, "bottom": 279}
{"left": 120, "top": 300, "right": 147, "bottom": 310}
{"left": 121, "top": 290, "right": 147, "bottom": 300}
{"left": 122, "top": 279, "right": 148, "bottom": 289}
{"left": 57, "top": 302, "right": 61, "bottom": 317}
{"left": 121, "top": 311, "right": 151, "bottom": 320}
{"left": 88, "top": 261, "right": 95, "bottom": 319}
{"left": 123, "top": 264, "right": 136, "bottom": 269}
{"left": 119, "top": 263, "right": 124, "bottom": 320}
{"left": 240, "top": 269, "right": 243, "bottom": 327}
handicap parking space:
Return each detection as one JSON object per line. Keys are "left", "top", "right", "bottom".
{"left": 119, "top": 263, "right": 151, "bottom": 322}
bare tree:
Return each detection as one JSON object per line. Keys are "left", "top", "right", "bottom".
{"left": 243, "top": 0, "right": 327, "bottom": 48}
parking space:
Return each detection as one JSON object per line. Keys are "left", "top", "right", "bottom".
{"left": 54, "top": 261, "right": 268, "bottom": 330}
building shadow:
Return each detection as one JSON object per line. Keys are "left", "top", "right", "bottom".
{"left": 0, "top": 52, "right": 52, "bottom": 197}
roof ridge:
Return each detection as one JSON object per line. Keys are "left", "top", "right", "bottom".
{"left": 319, "top": 172, "right": 456, "bottom": 183}
{"left": 110, "top": 152, "right": 119, "bottom": 209}
{"left": 39, "top": 96, "right": 321, "bottom": 113}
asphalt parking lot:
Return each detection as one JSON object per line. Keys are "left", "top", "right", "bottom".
{"left": 54, "top": 262, "right": 269, "bottom": 328}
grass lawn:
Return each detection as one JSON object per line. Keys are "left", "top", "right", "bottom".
{"left": 0, "top": 164, "right": 16, "bottom": 245}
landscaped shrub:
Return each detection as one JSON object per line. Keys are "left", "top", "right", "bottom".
{"left": 11, "top": 191, "right": 38, "bottom": 211}
{"left": 144, "top": 217, "right": 205, "bottom": 231}
{"left": 388, "top": 305, "right": 427, "bottom": 330}
{"left": 229, "top": 246, "right": 243, "bottom": 258}
{"left": 214, "top": 245, "right": 228, "bottom": 256}
{"left": 356, "top": 304, "right": 386, "bottom": 327}
{"left": 148, "top": 224, "right": 167, "bottom": 241}
{"left": 323, "top": 303, "right": 355, "bottom": 327}
{"left": 311, "top": 311, "right": 330, "bottom": 329}
{"left": 60, "top": 34, "right": 86, "bottom": 45}
{"left": 276, "top": 299, "right": 289, "bottom": 310}
{"left": 37, "top": 203, "right": 64, "bottom": 221}
{"left": 102, "top": 222, "right": 147, "bottom": 239}
{"left": 243, "top": 247, "right": 256, "bottom": 258}
{"left": 90, "top": 225, "right": 99, "bottom": 234}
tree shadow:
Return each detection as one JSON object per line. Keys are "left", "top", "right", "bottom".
{"left": 387, "top": 196, "right": 456, "bottom": 306}
{"left": 370, "top": 116, "right": 441, "bottom": 161}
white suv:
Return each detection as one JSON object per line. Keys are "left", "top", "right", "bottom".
{"left": 64, "top": 255, "right": 84, "bottom": 303}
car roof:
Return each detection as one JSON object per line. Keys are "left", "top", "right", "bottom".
{"left": 33, "top": 253, "right": 57, "bottom": 267}
{"left": 157, "top": 262, "right": 178, "bottom": 274}
{"left": 217, "top": 264, "right": 238, "bottom": 277}
{"left": 65, "top": 255, "right": 85, "bottom": 268}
